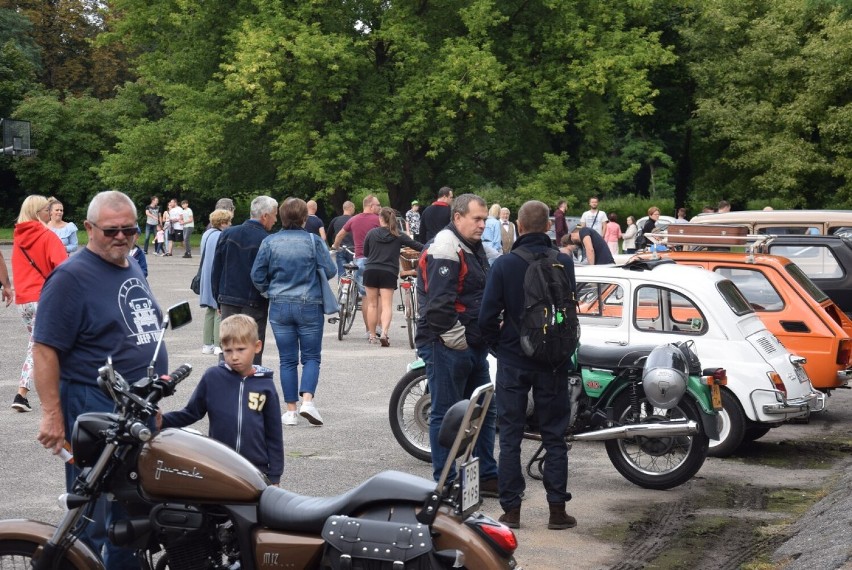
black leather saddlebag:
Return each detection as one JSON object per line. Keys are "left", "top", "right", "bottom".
{"left": 321, "top": 515, "right": 435, "bottom": 569}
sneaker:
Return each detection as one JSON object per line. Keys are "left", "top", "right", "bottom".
{"left": 182, "top": 253, "right": 192, "bottom": 258}
{"left": 281, "top": 411, "right": 298, "bottom": 426}
{"left": 201, "top": 345, "right": 215, "bottom": 354}
{"left": 299, "top": 401, "right": 324, "bottom": 426}
{"left": 213, "top": 346, "right": 223, "bottom": 355}
{"left": 11, "top": 394, "right": 32, "bottom": 413}
{"left": 480, "top": 478, "right": 499, "bottom": 498}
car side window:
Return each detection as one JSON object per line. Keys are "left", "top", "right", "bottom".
{"left": 712, "top": 267, "right": 784, "bottom": 312}
{"left": 769, "top": 245, "right": 844, "bottom": 279}
{"left": 758, "top": 225, "right": 820, "bottom": 235}
{"left": 577, "top": 282, "right": 624, "bottom": 323}
{"left": 634, "top": 286, "right": 706, "bottom": 334}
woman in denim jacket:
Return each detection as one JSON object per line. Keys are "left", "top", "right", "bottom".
{"left": 251, "top": 198, "right": 336, "bottom": 427}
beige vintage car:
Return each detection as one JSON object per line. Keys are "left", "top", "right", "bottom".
{"left": 690, "top": 210, "right": 852, "bottom": 236}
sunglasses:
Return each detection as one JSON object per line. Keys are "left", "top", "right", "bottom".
{"left": 89, "top": 222, "right": 139, "bottom": 238}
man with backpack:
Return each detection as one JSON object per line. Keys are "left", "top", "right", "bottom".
{"left": 479, "top": 199, "right": 579, "bottom": 531}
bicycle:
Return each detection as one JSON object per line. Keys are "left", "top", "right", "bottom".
{"left": 398, "top": 247, "right": 420, "bottom": 349}
{"left": 328, "top": 245, "right": 360, "bottom": 340}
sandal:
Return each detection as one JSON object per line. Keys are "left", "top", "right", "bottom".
{"left": 368, "top": 335, "right": 378, "bottom": 345}
{"left": 379, "top": 336, "right": 390, "bottom": 347}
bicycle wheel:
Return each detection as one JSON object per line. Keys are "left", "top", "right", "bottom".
{"left": 337, "top": 287, "right": 347, "bottom": 341}
{"left": 403, "top": 284, "right": 416, "bottom": 349}
{"left": 342, "top": 282, "right": 358, "bottom": 335}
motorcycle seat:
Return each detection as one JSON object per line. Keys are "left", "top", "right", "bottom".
{"left": 258, "top": 470, "right": 435, "bottom": 533}
{"left": 577, "top": 344, "right": 657, "bottom": 370}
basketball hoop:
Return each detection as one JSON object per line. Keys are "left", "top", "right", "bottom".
{"left": 1, "top": 118, "right": 37, "bottom": 157}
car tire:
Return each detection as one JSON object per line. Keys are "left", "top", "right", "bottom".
{"left": 708, "top": 388, "right": 746, "bottom": 458}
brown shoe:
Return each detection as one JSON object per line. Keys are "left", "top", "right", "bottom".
{"left": 480, "top": 478, "right": 499, "bottom": 498}
{"left": 498, "top": 507, "right": 520, "bottom": 529}
{"left": 548, "top": 503, "right": 577, "bottom": 530}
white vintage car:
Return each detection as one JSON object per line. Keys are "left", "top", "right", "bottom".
{"left": 575, "top": 259, "right": 825, "bottom": 456}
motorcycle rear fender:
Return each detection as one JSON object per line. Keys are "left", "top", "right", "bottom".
{"left": 431, "top": 512, "right": 514, "bottom": 569}
{"left": 0, "top": 519, "right": 104, "bottom": 570}
{"left": 406, "top": 358, "right": 425, "bottom": 373}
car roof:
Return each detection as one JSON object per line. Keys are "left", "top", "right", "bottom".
{"left": 576, "top": 259, "right": 727, "bottom": 287}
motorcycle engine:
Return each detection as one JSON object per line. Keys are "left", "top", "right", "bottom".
{"left": 642, "top": 345, "right": 688, "bottom": 409}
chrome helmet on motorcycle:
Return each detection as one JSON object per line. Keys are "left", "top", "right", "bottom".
{"left": 642, "top": 344, "right": 688, "bottom": 409}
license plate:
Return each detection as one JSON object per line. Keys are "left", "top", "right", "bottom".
{"left": 460, "top": 458, "right": 480, "bottom": 512}
{"left": 795, "top": 365, "right": 809, "bottom": 384}
{"left": 710, "top": 384, "right": 723, "bottom": 411}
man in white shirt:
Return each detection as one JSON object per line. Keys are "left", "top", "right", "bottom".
{"left": 167, "top": 199, "right": 184, "bottom": 256}
{"left": 499, "top": 207, "right": 517, "bottom": 253}
{"left": 181, "top": 199, "right": 194, "bottom": 258}
{"left": 580, "top": 196, "right": 607, "bottom": 236}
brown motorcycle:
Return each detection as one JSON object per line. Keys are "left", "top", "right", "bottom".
{"left": 0, "top": 303, "right": 517, "bottom": 570}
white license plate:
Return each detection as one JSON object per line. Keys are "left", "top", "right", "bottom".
{"left": 460, "top": 458, "right": 480, "bottom": 512}
{"left": 795, "top": 365, "right": 809, "bottom": 384}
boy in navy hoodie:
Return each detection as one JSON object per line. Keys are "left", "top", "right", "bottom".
{"left": 158, "top": 314, "right": 284, "bottom": 484}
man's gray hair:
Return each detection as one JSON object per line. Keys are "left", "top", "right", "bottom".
{"left": 451, "top": 193, "right": 486, "bottom": 217}
{"left": 517, "top": 200, "right": 549, "bottom": 234}
{"left": 250, "top": 196, "right": 278, "bottom": 219}
{"left": 87, "top": 191, "right": 137, "bottom": 223}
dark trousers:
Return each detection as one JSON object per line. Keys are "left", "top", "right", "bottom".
{"left": 220, "top": 302, "right": 269, "bottom": 365}
{"left": 495, "top": 360, "right": 572, "bottom": 511}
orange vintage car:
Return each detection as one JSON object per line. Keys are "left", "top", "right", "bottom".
{"left": 635, "top": 245, "right": 852, "bottom": 393}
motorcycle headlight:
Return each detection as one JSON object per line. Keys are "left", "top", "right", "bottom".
{"left": 642, "top": 345, "right": 688, "bottom": 409}
{"left": 71, "top": 412, "right": 118, "bottom": 468}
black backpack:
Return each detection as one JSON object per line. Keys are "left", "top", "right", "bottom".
{"left": 511, "top": 248, "right": 580, "bottom": 370}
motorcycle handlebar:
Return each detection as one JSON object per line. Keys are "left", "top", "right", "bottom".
{"left": 164, "top": 363, "right": 193, "bottom": 385}
{"left": 129, "top": 421, "right": 152, "bottom": 442}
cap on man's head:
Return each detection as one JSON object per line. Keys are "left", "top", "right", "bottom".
{"left": 411, "top": 200, "right": 419, "bottom": 206}
{"left": 215, "top": 198, "right": 235, "bottom": 211}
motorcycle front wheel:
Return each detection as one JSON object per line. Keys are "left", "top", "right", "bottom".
{"left": 604, "top": 391, "right": 709, "bottom": 490}
{"left": 389, "top": 369, "right": 432, "bottom": 463}
{"left": 0, "top": 539, "right": 78, "bottom": 569}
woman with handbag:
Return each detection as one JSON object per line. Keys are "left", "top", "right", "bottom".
{"left": 362, "top": 207, "right": 423, "bottom": 346}
{"left": 198, "top": 208, "right": 234, "bottom": 354}
{"left": 251, "top": 198, "right": 336, "bottom": 427}
{"left": 10, "top": 195, "right": 67, "bottom": 412}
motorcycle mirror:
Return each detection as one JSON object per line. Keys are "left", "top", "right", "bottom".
{"left": 168, "top": 302, "right": 193, "bottom": 330}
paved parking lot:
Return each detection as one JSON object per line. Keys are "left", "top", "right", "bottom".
{"left": 0, "top": 245, "right": 850, "bottom": 569}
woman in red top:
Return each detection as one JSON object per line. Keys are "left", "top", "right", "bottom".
{"left": 10, "top": 195, "right": 67, "bottom": 412}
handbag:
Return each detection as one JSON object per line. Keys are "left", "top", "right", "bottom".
{"left": 190, "top": 233, "right": 212, "bottom": 295}
{"left": 314, "top": 236, "right": 339, "bottom": 315}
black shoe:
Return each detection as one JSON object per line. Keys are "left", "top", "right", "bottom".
{"left": 11, "top": 394, "right": 32, "bottom": 412}
{"left": 182, "top": 253, "right": 192, "bottom": 258}
{"left": 480, "top": 478, "right": 499, "bottom": 498}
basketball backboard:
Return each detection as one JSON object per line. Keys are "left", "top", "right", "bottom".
{"left": 1, "top": 118, "right": 37, "bottom": 157}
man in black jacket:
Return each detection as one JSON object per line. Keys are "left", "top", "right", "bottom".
{"left": 415, "top": 193, "right": 498, "bottom": 495}
{"left": 417, "top": 186, "right": 454, "bottom": 243}
{"left": 211, "top": 195, "right": 278, "bottom": 365}
{"left": 479, "top": 200, "right": 577, "bottom": 531}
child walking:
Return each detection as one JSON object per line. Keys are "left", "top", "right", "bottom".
{"left": 154, "top": 225, "right": 165, "bottom": 256}
{"left": 157, "top": 314, "right": 284, "bottom": 484}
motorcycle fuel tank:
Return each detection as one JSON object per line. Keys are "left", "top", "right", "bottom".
{"left": 138, "top": 428, "right": 267, "bottom": 502}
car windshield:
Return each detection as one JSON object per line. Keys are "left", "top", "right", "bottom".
{"left": 784, "top": 262, "right": 830, "bottom": 303}
{"left": 716, "top": 279, "right": 754, "bottom": 316}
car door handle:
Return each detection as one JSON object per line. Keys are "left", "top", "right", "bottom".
{"left": 605, "top": 340, "right": 627, "bottom": 346}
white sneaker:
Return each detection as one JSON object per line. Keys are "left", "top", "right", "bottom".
{"left": 201, "top": 345, "right": 214, "bottom": 354}
{"left": 213, "top": 346, "right": 223, "bottom": 355}
{"left": 299, "top": 401, "right": 324, "bottom": 426}
{"left": 281, "top": 411, "right": 298, "bottom": 426}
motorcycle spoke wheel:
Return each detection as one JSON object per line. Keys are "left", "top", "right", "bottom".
{"left": 605, "top": 391, "right": 709, "bottom": 490}
{"left": 389, "top": 370, "right": 432, "bottom": 462}
{"left": 0, "top": 540, "right": 77, "bottom": 569}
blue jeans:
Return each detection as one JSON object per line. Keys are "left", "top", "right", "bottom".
{"left": 143, "top": 223, "right": 157, "bottom": 253}
{"left": 418, "top": 341, "right": 497, "bottom": 483}
{"left": 495, "top": 361, "right": 572, "bottom": 511}
{"left": 355, "top": 257, "right": 367, "bottom": 297}
{"left": 336, "top": 247, "right": 354, "bottom": 280}
{"left": 60, "top": 381, "right": 140, "bottom": 569}
{"left": 269, "top": 302, "right": 324, "bottom": 403}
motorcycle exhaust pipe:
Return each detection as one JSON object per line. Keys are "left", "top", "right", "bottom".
{"left": 570, "top": 419, "right": 699, "bottom": 442}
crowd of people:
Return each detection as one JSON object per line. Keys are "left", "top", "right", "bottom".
{"left": 1, "top": 187, "right": 745, "bottom": 568}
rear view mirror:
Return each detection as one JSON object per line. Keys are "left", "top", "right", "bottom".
{"left": 168, "top": 302, "right": 192, "bottom": 329}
